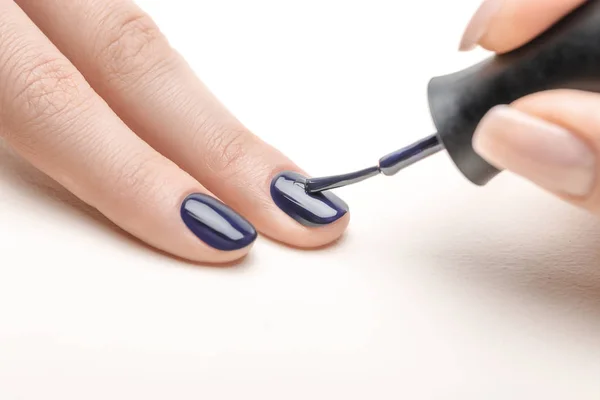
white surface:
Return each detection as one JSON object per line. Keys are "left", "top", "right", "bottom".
{"left": 1, "top": 0, "right": 600, "bottom": 398}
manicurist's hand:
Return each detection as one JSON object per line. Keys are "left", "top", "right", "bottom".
{"left": 462, "top": 0, "right": 600, "bottom": 214}
{"left": 0, "top": 0, "right": 349, "bottom": 263}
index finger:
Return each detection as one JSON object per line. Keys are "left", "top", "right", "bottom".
{"left": 460, "top": 0, "right": 587, "bottom": 54}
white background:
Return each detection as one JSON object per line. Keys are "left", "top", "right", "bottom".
{"left": 1, "top": 0, "right": 600, "bottom": 398}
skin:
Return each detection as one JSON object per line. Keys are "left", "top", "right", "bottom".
{"left": 463, "top": 0, "right": 600, "bottom": 215}
{"left": 0, "top": 0, "right": 349, "bottom": 264}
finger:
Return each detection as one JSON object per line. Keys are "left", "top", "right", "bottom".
{"left": 459, "top": 0, "right": 587, "bottom": 53}
{"left": 472, "top": 90, "right": 600, "bottom": 214}
{"left": 17, "top": 0, "right": 350, "bottom": 248}
{"left": 0, "top": 0, "right": 256, "bottom": 263}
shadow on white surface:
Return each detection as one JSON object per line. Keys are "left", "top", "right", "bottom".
{"left": 417, "top": 175, "right": 600, "bottom": 342}
{"left": 0, "top": 141, "right": 99, "bottom": 214}
{"left": 0, "top": 139, "right": 255, "bottom": 269}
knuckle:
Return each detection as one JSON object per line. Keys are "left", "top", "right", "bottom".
{"left": 16, "top": 56, "right": 87, "bottom": 119}
{"left": 3, "top": 52, "right": 94, "bottom": 150}
{"left": 0, "top": 29, "right": 90, "bottom": 122}
{"left": 97, "top": 9, "right": 173, "bottom": 85}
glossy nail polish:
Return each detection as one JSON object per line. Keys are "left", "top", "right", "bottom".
{"left": 270, "top": 171, "right": 349, "bottom": 227}
{"left": 181, "top": 194, "right": 257, "bottom": 251}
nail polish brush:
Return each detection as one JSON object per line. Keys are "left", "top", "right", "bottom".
{"left": 305, "top": 0, "right": 600, "bottom": 194}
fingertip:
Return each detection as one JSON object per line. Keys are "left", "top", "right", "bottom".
{"left": 462, "top": 0, "right": 587, "bottom": 54}
{"left": 250, "top": 169, "right": 351, "bottom": 249}
{"left": 168, "top": 191, "right": 258, "bottom": 263}
{"left": 290, "top": 212, "right": 351, "bottom": 249}
{"left": 179, "top": 238, "right": 256, "bottom": 265}
{"left": 473, "top": 102, "right": 596, "bottom": 200}
{"left": 458, "top": 0, "right": 503, "bottom": 52}
{"left": 263, "top": 212, "right": 350, "bottom": 249}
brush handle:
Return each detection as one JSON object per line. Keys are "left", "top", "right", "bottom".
{"left": 428, "top": 0, "right": 600, "bottom": 185}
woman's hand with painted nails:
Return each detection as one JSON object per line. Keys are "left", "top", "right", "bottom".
{"left": 0, "top": 1, "right": 349, "bottom": 263}
{"left": 461, "top": 0, "right": 600, "bottom": 213}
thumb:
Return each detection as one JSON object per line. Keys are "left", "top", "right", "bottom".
{"left": 473, "top": 90, "right": 600, "bottom": 214}
{"left": 459, "top": 0, "right": 587, "bottom": 53}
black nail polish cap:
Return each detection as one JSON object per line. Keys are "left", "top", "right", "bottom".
{"left": 428, "top": 0, "right": 600, "bottom": 185}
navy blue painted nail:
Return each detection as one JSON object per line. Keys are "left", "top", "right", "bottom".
{"left": 181, "top": 194, "right": 257, "bottom": 251}
{"left": 270, "top": 171, "right": 349, "bottom": 227}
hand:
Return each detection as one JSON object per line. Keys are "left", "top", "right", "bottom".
{"left": 0, "top": 1, "right": 349, "bottom": 263}
{"left": 460, "top": 0, "right": 600, "bottom": 214}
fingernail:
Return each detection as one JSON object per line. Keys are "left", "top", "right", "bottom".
{"left": 181, "top": 193, "right": 257, "bottom": 251}
{"left": 473, "top": 105, "right": 596, "bottom": 197}
{"left": 270, "top": 171, "right": 349, "bottom": 227}
{"left": 459, "top": 0, "right": 503, "bottom": 51}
